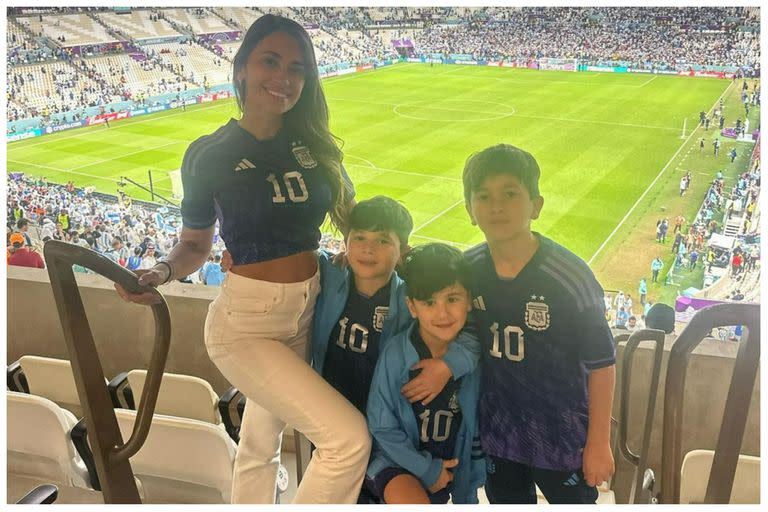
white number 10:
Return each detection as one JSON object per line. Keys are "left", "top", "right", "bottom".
{"left": 489, "top": 322, "right": 524, "bottom": 361}
{"left": 267, "top": 171, "right": 309, "bottom": 203}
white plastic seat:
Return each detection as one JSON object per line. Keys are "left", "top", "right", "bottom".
{"left": 113, "top": 409, "right": 237, "bottom": 504}
{"left": 18, "top": 355, "right": 107, "bottom": 418}
{"left": 125, "top": 369, "right": 221, "bottom": 425}
{"left": 6, "top": 391, "right": 101, "bottom": 504}
{"left": 679, "top": 449, "right": 760, "bottom": 504}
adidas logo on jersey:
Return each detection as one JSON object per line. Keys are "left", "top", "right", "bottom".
{"left": 473, "top": 296, "right": 487, "bottom": 311}
{"left": 234, "top": 159, "right": 256, "bottom": 171}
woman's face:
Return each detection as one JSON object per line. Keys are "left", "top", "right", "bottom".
{"left": 238, "top": 31, "right": 307, "bottom": 117}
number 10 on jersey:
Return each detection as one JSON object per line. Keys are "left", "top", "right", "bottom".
{"left": 489, "top": 322, "right": 525, "bottom": 361}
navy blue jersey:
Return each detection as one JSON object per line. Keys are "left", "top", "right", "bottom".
{"left": 465, "top": 234, "right": 615, "bottom": 471}
{"left": 409, "top": 327, "right": 463, "bottom": 462}
{"left": 180, "top": 119, "right": 354, "bottom": 264}
{"left": 323, "top": 279, "right": 391, "bottom": 414}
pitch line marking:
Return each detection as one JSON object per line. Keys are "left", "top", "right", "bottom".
{"left": 413, "top": 199, "right": 465, "bottom": 234}
{"left": 7, "top": 102, "right": 230, "bottom": 150}
{"left": 344, "top": 155, "right": 462, "bottom": 183}
{"left": 639, "top": 75, "right": 658, "bottom": 87}
{"left": 333, "top": 97, "right": 678, "bottom": 131}
{"left": 68, "top": 141, "right": 185, "bottom": 172}
{"left": 411, "top": 234, "right": 471, "bottom": 248}
{"left": 588, "top": 79, "right": 735, "bottom": 265}
{"left": 7, "top": 159, "right": 174, "bottom": 193}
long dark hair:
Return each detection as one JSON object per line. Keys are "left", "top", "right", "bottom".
{"left": 232, "top": 14, "right": 351, "bottom": 232}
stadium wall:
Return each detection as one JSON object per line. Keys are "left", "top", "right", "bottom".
{"left": 7, "top": 266, "right": 760, "bottom": 503}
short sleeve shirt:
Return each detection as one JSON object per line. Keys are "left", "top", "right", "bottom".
{"left": 465, "top": 233, "right": 615, "bottom": 471}
{"left": 180, "top": 119, "right": 354, "bottom": 264}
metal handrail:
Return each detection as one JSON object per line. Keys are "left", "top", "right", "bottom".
{"left": 617, "top": 328, "right": 666, "bottom": 503}
{"left": 659, "top": 303, "right": 760, "bottom": 504}
{"left": 43, "top": 240, "right": 171, "bottom": 503}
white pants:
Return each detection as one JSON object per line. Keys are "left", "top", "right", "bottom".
{"left": 205, "top": 270, "right": 371, "bottom": 504}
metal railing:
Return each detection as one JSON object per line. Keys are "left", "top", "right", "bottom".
{"left": 658, "top": 302, "right": 760, "bottom": 504}
{"left": 43, "top": 240, "right": 171, "bottom": 503}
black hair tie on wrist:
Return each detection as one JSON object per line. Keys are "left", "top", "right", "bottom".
{"left": 155, "top": 260, "right": 174, "bottom": 285}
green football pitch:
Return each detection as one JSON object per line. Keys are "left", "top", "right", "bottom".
{"left": 7, "top": 62, "right": 735, "bottom": 285}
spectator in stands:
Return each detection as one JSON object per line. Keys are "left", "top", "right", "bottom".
{"left": 8, "top": 232, "right": 44, "bottom": 268}
{"left": 115, "top": 14, "right": 369, "bottom": 505}
{"left": 127, "top": 246, "right": 142, "bottom": 270}
{"left": 16, "top": 218, "right": 32, "bottom": 247}
{"left": 731, "top": 251, "right": 743, "bottom": 275}
{"left": 614, "top": 306, "right": 629, "bottom": 329}
{"left": 689, "top": 248, "right": 699, "bottom": 270}
{"left": 138, "top": 243, "right": 157, "bottom": 269}
{"left": 626, "top": 315, "right": 638, "bottom": 332}
{"left": 202, "top": 253, "right": 225, "bottom": 286}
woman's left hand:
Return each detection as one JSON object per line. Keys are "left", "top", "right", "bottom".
{"left": 400, "top": 359, "right": 452, "bottom": 405}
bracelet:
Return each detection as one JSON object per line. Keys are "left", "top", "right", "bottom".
{"left": 156, "top": 260, "right": 175, "bottom": 285}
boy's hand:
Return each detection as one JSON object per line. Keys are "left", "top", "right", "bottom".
{"left": 582, "top": 441, "right": 614, "bottom": 488}
{"left": 221, "top": 250, "right": 233, "bottom": 272}
{"left": 401, "top": 359, "right": 451, "bottom": 405}
{"left": 428, "top": 458, "right": 458, "bottom": 493}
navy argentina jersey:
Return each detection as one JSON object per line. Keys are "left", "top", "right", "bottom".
{"left": 409, "top": 327, "right": 463, "bottom": 462}
{"left": 323, "top": 279, "right": 391, "bottom": 414}
{"left": 180, "top": 118, "right": 354, "bottom": 264}
{"left": 465, "top": 233, "right": 614, "bottom": 471}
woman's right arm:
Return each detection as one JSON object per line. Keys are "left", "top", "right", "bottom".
{"left": 115, "top": 225, "right": 214, "bottom": 305}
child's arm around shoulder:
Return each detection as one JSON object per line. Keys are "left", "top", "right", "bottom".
{"left": 401, "top": 312, "right": 480, "bottom": 405}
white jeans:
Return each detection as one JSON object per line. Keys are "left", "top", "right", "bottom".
{"left": 204, "top": 270, "right": 371, "bottom": 504}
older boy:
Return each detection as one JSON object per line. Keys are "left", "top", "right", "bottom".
{"left": 462, "top": 144, "right": 615, "bottom": 504}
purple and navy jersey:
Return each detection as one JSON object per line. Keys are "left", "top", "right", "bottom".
{"left": 323, "top": 279, "right": 391, "bottom": 415}
{"left": 180, "top": 118, "right": 354, "bottom": 264}
{"left": 409, "top": 327, "right": 463, "bottom": 462}
{"left": 465, "top": 234, "right": 615, "bottom": 471}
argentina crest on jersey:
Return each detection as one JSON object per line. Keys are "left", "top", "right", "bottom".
{"left": 291, "top": 141, "right": 317, "bottom": 169}
{"left": 448, "top": 388, "right": 460, "bottom": 413}
{"left": 525, "top": 295, "right": 550, "bottom": 331}
{"left": 372, "top": 306, "right": 389, "bottom": 332}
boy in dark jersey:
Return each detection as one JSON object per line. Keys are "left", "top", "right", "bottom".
{"left": 462, "top": 144, "right": 616, "bottom": 504}
{"left": 365, "top": 244, "right": 485, "bottom": 504}
{"left": 311, "top": 197, "right": 480, "bottom": 502}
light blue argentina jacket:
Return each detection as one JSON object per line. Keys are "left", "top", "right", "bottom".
{"left": 365, "top": 323, "right": 486, "bottom": 504}
{"left": 311, "top": 250, "right": 480, "bottom": 379}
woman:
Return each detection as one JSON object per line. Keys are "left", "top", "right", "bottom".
{"left": 116, "top": 15, "right": 370, "bottom": 504}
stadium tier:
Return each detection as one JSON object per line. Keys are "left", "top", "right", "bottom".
{"left": 5, "top": 5, "right": 762, "bottom": 506}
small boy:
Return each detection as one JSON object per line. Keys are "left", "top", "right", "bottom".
{"left": 311, "top": 197, "right": 480, "bottom": 502}
{"left": 365, "top": 243, "right": 485, "bottom": 504}
{"left": 462, "top": 144, "right": 616, "bottom": 504}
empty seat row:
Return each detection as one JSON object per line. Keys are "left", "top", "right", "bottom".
{"left": 7, "top": 355, "right": 247, "bottom": 442}
{"left": 7, "top": 390, "right": 237, "bottom": 503}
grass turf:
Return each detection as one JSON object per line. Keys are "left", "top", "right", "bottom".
{"left": 9, "top": 62, "right": 756, "bottom": 298}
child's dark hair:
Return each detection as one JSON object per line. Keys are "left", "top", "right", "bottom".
{"left": 462, "top": 144, "right": 541, "bottom": 204}
{"left": 401, "top": 243, "right": 470, "bottom": 301}
{"left": 348, "top": 196, "right": 413, "bottom": 248}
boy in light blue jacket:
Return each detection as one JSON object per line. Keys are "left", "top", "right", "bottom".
{"left": 365, "top": 243, "right": 485, "bottom": 504}
{"left": 311, "top": 197, "right": 480, "bottom": 502}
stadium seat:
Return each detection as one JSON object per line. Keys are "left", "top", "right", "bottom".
{"left": 108, "top": 369, "right": 222, "bottom": 425}
{"left": 72, "top": 409, "right": 237, "bottom": 504}
{"left": 679, "top": 450, "right": 760, "bottom": 504}
{"left": 12, "top": 355, "right": 107, "bottom": 418}
{"left": 6, "top": 391, "right": 102, "bottom": 504}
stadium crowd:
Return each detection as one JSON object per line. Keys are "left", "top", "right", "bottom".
{"left": 7, "top": 6, "right": 760, "bottom": 123}
{"left": 413, "top": 7, "right": 760, "bottom": 69}
{"left": 6, "top": 174, "right": 348, "bottom": 286}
